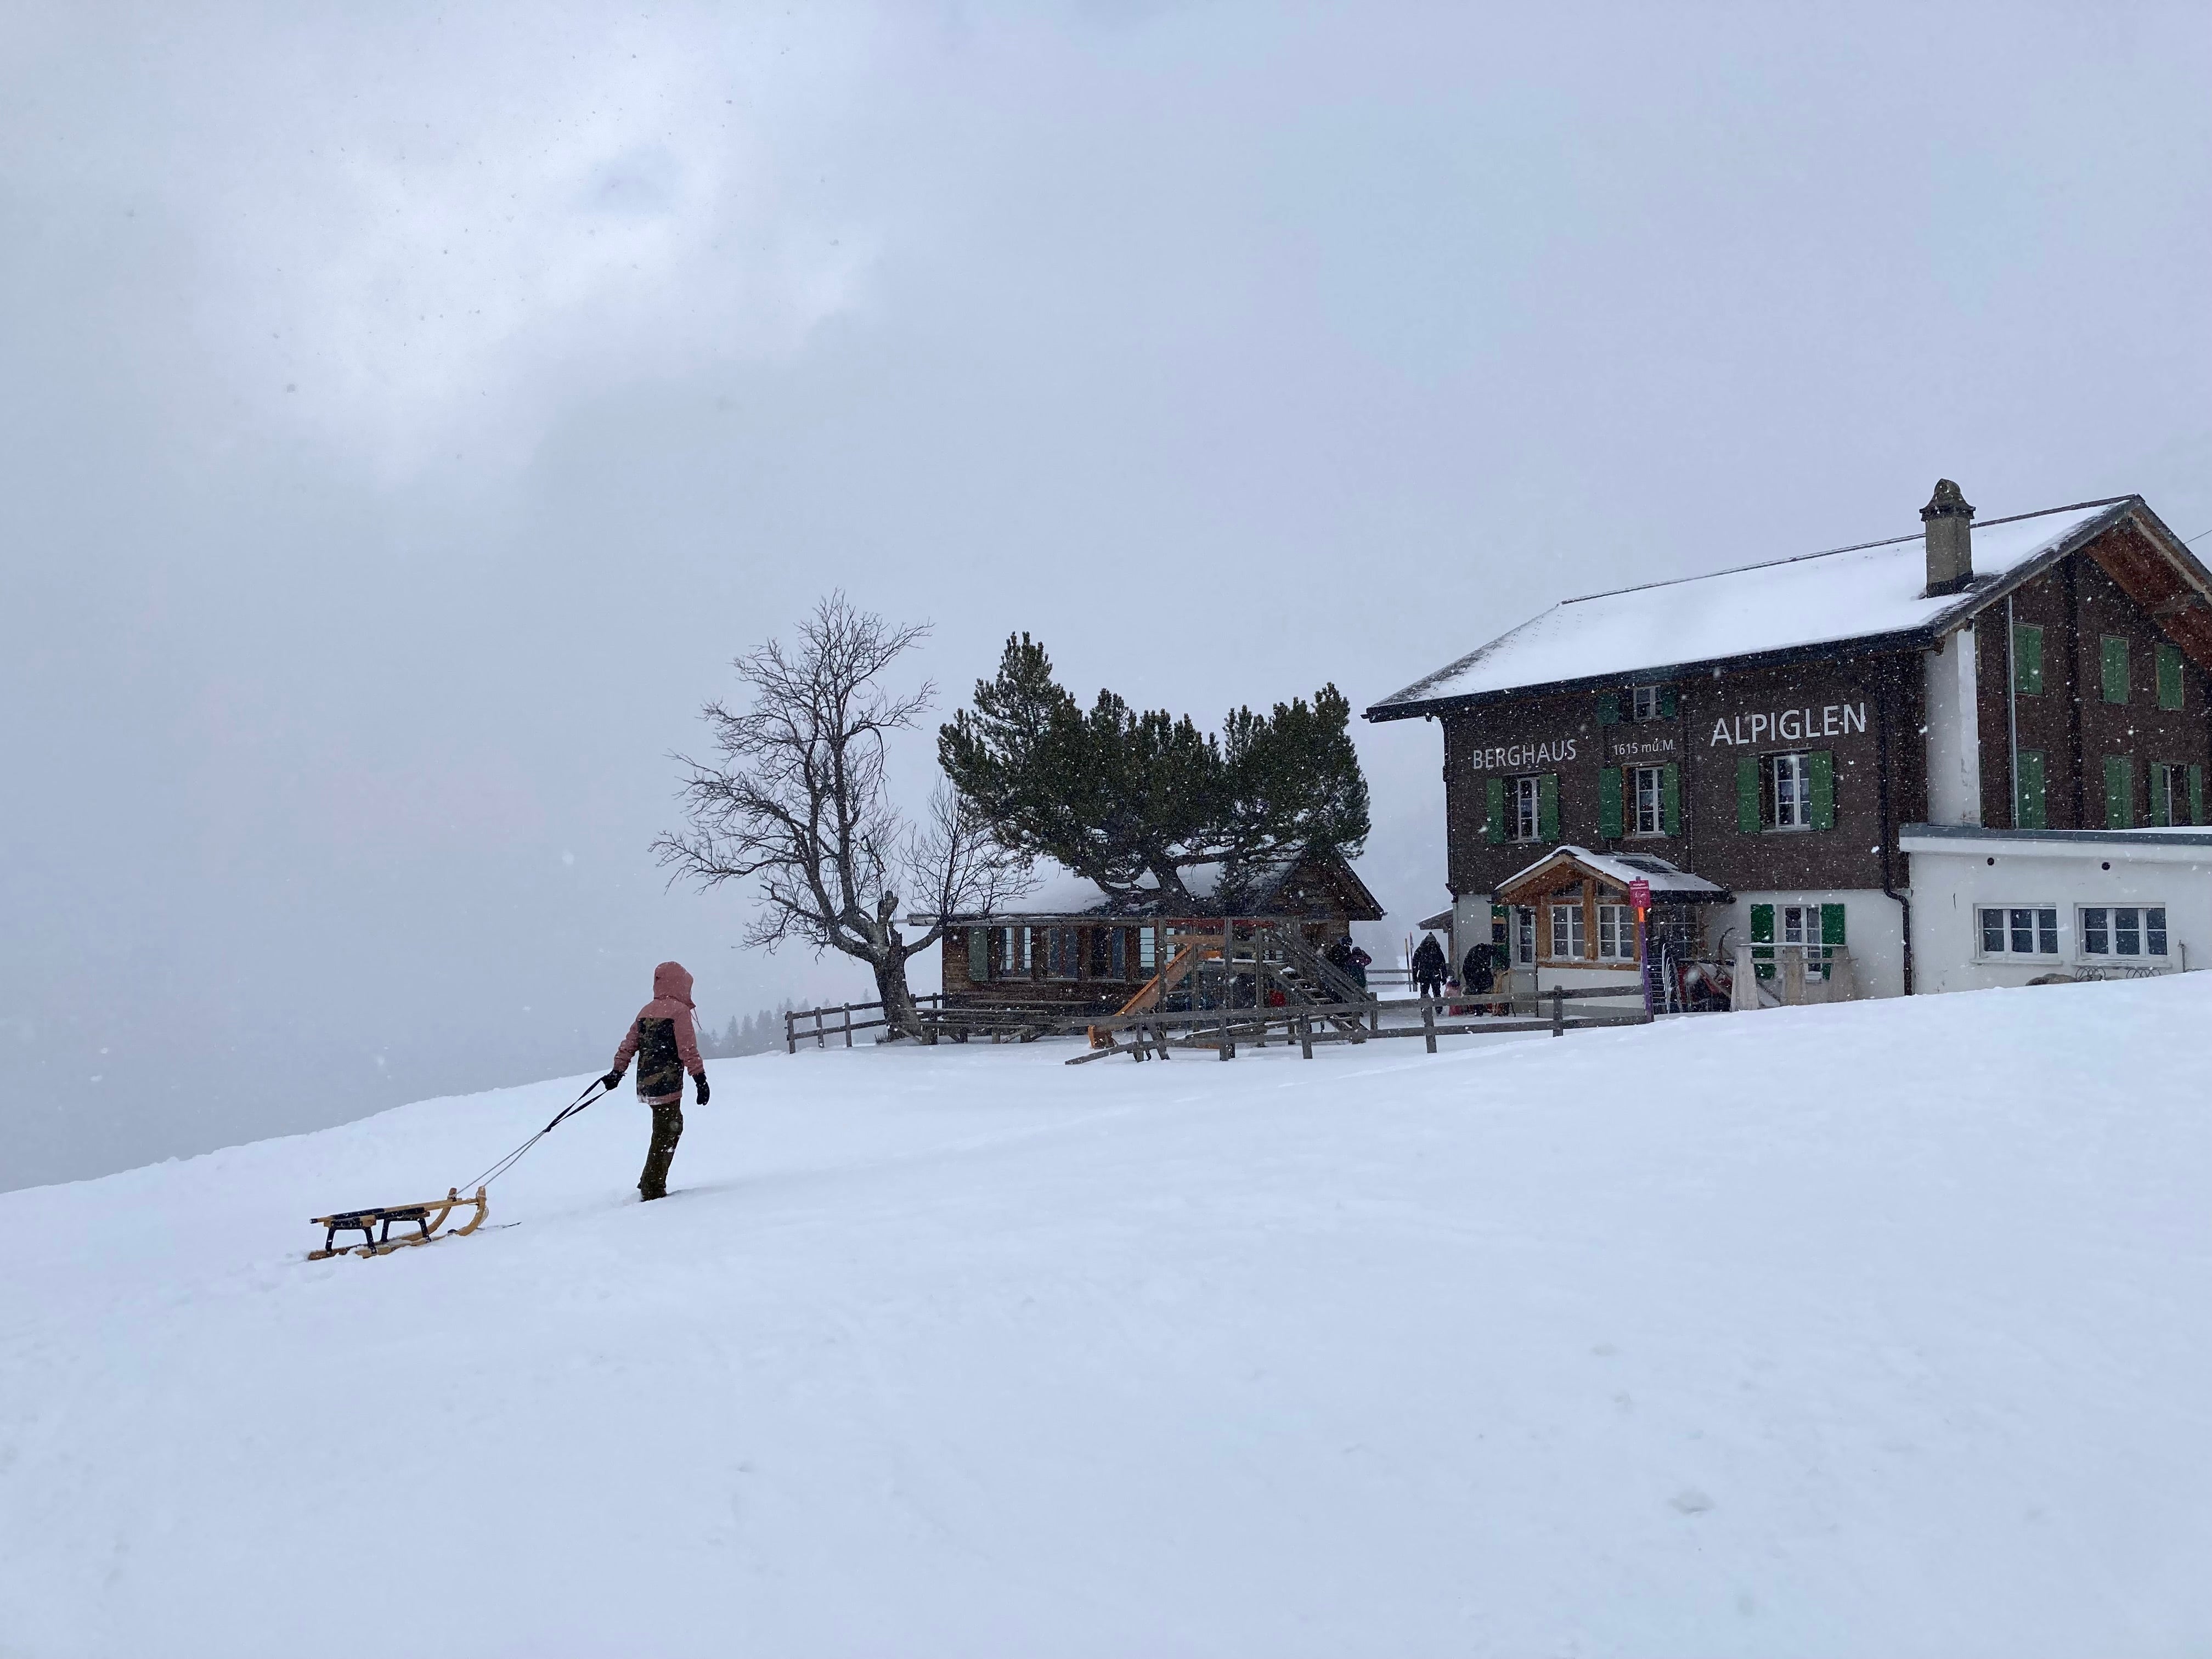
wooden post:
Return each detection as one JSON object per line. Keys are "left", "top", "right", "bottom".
{"left": 1423, "top": 999, "right": 1437, "bottom": 1054}
{"left": 1299, "top": 1011, "right": 1314, "bottom": 1060}
{"left": 785, "top": 1008, "right": 795, "bottom": 1055}
{"left": 843, "top": 1003, "right": 853, "bottom": 1048}
{"left": 1551, "top": 985, "right": 1565, "bottom": 1037}
{"left": 1218, "top": 921, "right": 1235, "bottom": 1060}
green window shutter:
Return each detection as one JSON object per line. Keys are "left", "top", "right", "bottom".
{"left": 1819, "top": 901, "right": 1846, "bottom": 982}
{"left": 1661, "top": 763, "right": 1681, "bottom": 836}
{"left": 1658, "top": 685, "right": 1678, "bottom": 718}
{"left": 1736, "top": 755, "right": 1762, "bottom": 832}
{"left": 1485, "top": 776, "right": 1505, "bottom": 844}
{"left": 2147, "top": 764, "right": 2171, "bottom": 827}
{"left": 2103, "top": 755, "right": 2132, "bottom": 829}
{"left": 2192, "top": 764, "right": 2206, "bottom": 827}
{"left": 1598, "top": 769, "right": 1623, "bottom": 839}
{"left": 967, "top": 928, "right": 989, "bottom": 982}
{"left": 1807, "top": 751, "right": 1836, "bottom": 830}
{"left": 1596, "top": 693, "right": 1621, "bottom": 726}
{"left": 2101, "top": 636, "right": 2129, "bottom": 704}
{"left": 2015, "top": 749, "right": 2047, "bottom": 828}
{"left": 2013, "top": 624, "right": 2043, "bottom": 695}
{"left": 1750, "top": 902, "right": 1775, "bottom": 980}
{"left": 2156, "top": 642, "right": 2184, "bottom": 710}
{"left": 1538, "top": 773, "right": 1561, "bottom": 842}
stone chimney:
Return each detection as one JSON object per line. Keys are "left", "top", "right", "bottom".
{"left": 1921, "top": 478, "right": 1975, "bottom": 596}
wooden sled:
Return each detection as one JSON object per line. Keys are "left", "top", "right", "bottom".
{"left": 309, "top": 1187, "right": 488, "bottom": 1260}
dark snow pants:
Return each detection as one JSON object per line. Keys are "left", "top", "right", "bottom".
{"left": 639, "top": 1102, "right": 684, "bottom": 1200}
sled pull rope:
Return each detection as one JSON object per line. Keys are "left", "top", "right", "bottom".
{"left": 459, "top": 1079, "right": 612, "bottom": 1192}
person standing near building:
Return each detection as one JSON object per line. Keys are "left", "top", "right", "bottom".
{"left": 1412, "top": 932, "right": 1448, "bottom": 1000}
{"left": 1461, "top": 941, "right": 1495, "bottom": 1013}
{"left": 601, "top": 960, "right": 710, "bottom": 1202}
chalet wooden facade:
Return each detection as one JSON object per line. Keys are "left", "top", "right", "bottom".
{"left": 909, "top": 845, "right": 1385, "bottom": 1015}
{"left": 1367, "top": 485, "right": 2212, "bottom": 997}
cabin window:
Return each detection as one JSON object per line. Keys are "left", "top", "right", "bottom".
{"left": 1513, "top": 906, "right": 1536, "bottom": 966}
{"left": 1548, "top": 902, "right": 1585, "bottom": 960}
{"left": 1771, "top": 753, "right": 1814, "bottom": 828}
{"left": 1978, "top": 906, "right": 2058, "bottom": 960}
{"left": 1087, "top": 928, "right": 1130, "bottom": 980}
{"left": 1630, "top": 686, "right": 1659, "bottom": 721}
{"left": 1045, "top": 927, "right": 1082, "bottom": 979}
{"left": 2079, "top": 906, "right": 2166, "bottom": 959}
{"left": 1631, "top": 766, "right": 1664, "bottom": 835}
{"left": 998, "top": 926, "right": 1032, "bottom": 977}
{"left": 1510, "top": 775, "right": 1541, "bottom": 840}
{"left": 1138, "top": 928, "right": 1158, "bottom": 972}
{"left": 1596, "top": 904, "right": 1637, "bottom": 961}
{"left": 2149, "top": 761, "right": 2203, "bottom": 826}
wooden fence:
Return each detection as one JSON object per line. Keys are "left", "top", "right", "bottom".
{"left": 786, "top": 983, "right": 1651, "bottom": 1061}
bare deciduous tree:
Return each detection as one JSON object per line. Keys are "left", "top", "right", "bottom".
{"left": 655, "top": 594, "right": 1028, "bottom": 1042}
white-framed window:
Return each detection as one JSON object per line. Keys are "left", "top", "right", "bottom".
{"left": 1138, "top": 928, "right": 1158, "bottom": 972}
{"left": 2079, "top": 906, "right": 2168, "bottom": 959}
{"left": 1549, "top": 902, "right": 1585, "bottom": 960}
{"left": 1779, "top": 904, "right": 1816, "bottom": 954}
{"left": 1596, "top": 903, "right": 1637, "bottom": 961}
{"left": 1978, "top": 906, "right": 2059, "bottom": 960}
{"left": 998, "top": 926, "right": 1032, "bottom": 976}
{"left": 1771, "top": 753, "right": 1813, "bottom": 829}
{"left": 1513, "top": 906, "right": 1536, "bottom": 966}
{"left": 1630, "top": 685, "right": 1662, "bottom": 721}
{"left": 1510, "top": 775, "right": 1541, "bottom": 841}
{"left": 1632, "top": 765, "right": 1665, "bottom": 835}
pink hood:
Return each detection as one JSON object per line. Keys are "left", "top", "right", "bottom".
{"left": 652, "top": 960, "right": 696, "bottom": 1007}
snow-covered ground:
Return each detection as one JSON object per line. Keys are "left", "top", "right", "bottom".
{"left": 3, "top": 979, "right": 2208, "bottom": 1658}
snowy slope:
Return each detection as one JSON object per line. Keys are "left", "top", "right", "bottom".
{"left": 3, "top": 978, "right": 2208, "bottom": 1658}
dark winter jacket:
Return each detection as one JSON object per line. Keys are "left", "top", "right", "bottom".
{"left": 1461, "top": 944, "right": 1494, "bottom": 994}
{"left": 1412, "top": 937, "right": 1448, "bottom": 980}
{"left": 609, "top": 961, "right": 706, "bottom": 1105}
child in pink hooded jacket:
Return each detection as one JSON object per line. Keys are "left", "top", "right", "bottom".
{"left": 601, "top": 961, "right": 710, "bottom": 1201}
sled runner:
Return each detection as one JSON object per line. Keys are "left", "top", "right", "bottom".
{"left": 309, "top": 1186, "right": 488, "bottom": 1260}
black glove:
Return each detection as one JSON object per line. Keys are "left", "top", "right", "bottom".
{"left": 694, "top": 1076, "right": 710, "bottom": 1106}
{"left": 600, "top": 1070, "right": 625, "bottom": 1093}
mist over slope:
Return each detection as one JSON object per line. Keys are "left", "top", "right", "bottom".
{"left": 2, "top": 977, "right": 2207, "bottom": 1657}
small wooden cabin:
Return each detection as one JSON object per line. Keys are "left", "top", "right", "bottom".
{"left": 912, "top": 844, "right": 1385, "bottom": 1015}
{"left": 1490, "top": 845, "right": 1731, "bottom": 988}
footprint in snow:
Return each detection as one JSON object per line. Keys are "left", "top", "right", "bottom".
{"left": 1671, "top": 1488, "right": 1714, "bottom": 1516}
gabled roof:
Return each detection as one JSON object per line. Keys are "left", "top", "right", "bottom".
{"left": 907, "top": 844, "right": 1385, "bottom": 925}
{"left": 1494, "top": 847, "right": 1733, "bottom": 905}
{"left": 1367, "top": 495, "right": 2209, "bottom": 721}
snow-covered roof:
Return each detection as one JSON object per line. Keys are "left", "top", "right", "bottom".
{"left": 908, "top": 845, "right": 1381, "bottom": 923}
{"left": 1496, "top": 846, "right": 1732, "bottom": 903}
{"left": 1370, "top": 498, "right": 2136, "bottom": 718}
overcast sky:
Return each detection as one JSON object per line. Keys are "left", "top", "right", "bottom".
{"left": 4, "top": 1, "right": 2207, "bottom": 1188}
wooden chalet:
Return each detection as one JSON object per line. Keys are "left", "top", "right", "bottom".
{"left": 910, "top": 844, "right": 1385, "bottom": 1016}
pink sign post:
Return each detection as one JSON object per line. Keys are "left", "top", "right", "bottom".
{"left": 1628, "top": 878, "right": 1653, "bottom": 1013}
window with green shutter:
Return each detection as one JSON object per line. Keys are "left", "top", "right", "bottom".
{"left": 2149, "top": 763, "right": 2172, "bottom": 828}
{"left": 1662, "top": 763, "right": 1681, "bottom": 836}
{"left": 1807, "top": 751, "right": 1836, "bottom": 830}
{"left": 1735, "top": 756, "right": 1761, "bottom": 832}
{"left": 967, "top": 928, "right": 989, "bottom": 983}
{"left": 2101, "top": 636, "right": 2130, "bottom": 704}
{"left": 2012, "top": 623, "right": 2044, "bottom": 695}
{"left": 1819, "top": 902, "right": 1846, "bottom": 981}
{"left": 1598, "top": 769, "right": 1623, "bottom": 839}
{"left": 1658, "top": 685, "right": 1678, "bottom": 718}
{"left": 1537, "top": 773, "right": 1561, "bottom": 842}
{"left": 2014, "top": 749, "right": 2047, "bottom": 829}
{"left": 2103, "top": 755, "right": 2133, "bottom": 829}
{"left": 1750, "top": 902, "right": 1775, "bottom": 980}
{"left": 2155, "top": 642, "right": 2185, "bottom": 710}
{"left": 1595, "top": 692, "right": 1621, "bottom": 726}
{"left": 1485, "top": 775, "right": 1505, "bottom": 845}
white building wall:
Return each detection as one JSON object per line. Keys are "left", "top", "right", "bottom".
{"left": 1902, "top": 832, "right": 2212, "bottom": 994}
{"left": 1709, "top": 890, "right": 1907, "bottom": 1000}
{"left": 1921, "top": 630, "right": 1983, "bottom": 826}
